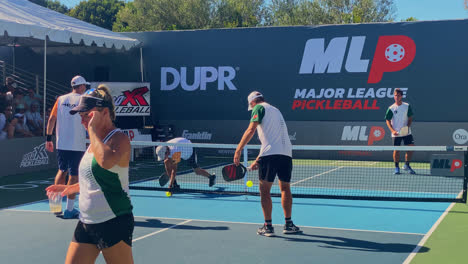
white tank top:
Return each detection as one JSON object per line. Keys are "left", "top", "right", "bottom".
{"left": 56, "top": 93, "right": 86, "bottom": 151}
{"left": 78, "top": 129, "right": 132, "bottom": 224}
{"left": 167, "top": 137, "right": 193, "bottom": 160}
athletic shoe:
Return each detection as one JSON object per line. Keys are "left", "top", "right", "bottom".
{"left": 54, "top": 211, "right": 62, "bottom": 216}
{"left": 283, "top": 223, "right": 301, "bottom": 234}
{"left": 404, "top": 164, "right": 416, "bottom": 174}
{"left": 257, "top": 224, "right": 275, "bottom": 237}
{"left": 63, "top": 208, "right": 79, "bottom": 219}
{"left": 209, "top": 174, "right": 216, "bottom": 187}
{"left": 394, "top": 167, "right": 400, "bottom": 174}
{"left": 169, "top": 184, "right": 181, "bottom": 192}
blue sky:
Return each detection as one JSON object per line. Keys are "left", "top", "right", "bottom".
{"left": 57, "top": 0, "right": 468, "bottom": 22}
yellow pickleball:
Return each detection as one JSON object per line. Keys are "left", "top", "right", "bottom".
{"left": 166, "top": 191, "right": 172, "bottom": 197}
{"left": 246, "top": 180, "right": 253, "bottom": 187}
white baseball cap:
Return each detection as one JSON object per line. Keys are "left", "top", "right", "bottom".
{"left": 155, "top": 145, "right": 168, "bottom": 161}
{"left": 247, "top": 91, "right": 263, "bottom": 111}
{"left": 70, "top": 75, "right": 90, "bottom": 87}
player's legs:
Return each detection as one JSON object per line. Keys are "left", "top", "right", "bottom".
{"left": 193, "top": 167, "right": 211, "bottom": 177}
{"left": 67, "top": 176, "right": 78, "bottom": 200}
{"left": 392, "top": 137, "right": 403, "bottom": 174}
{"left": 259, "top": 180, "right": 274, "bottom": 220}
{"left": 65, "top": 242, "right": 100, "bottom": 264}
{"left": 276, "top": 155, "right": 293, "bottom": 218}
{"left": 102, "top": 241, "right": 134, "bottom": 264}
{"left": 55, "top": 149, "right": 69, "bottom": 185}
{"left": 278, "top": 180, "right": 292, "bottom": 218}
{"left": 189, "top": 150, "right": 216, "bottom": 186}
{"left": 54, "top": 169, "right": 68, "bottom": 185}
{"left": 63, "top": 151, "right": 84, "bottom": 217}
{"left": 403, "top": 135, "right": 416, "bottom": 174}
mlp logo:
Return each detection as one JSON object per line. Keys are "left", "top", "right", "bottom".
{"left": 113, "top": 86, "right": 150, "bottom": 115}
{"left": 341, "top": 126, "right": 385, "bottom": 145}
{"left": 432, "top": 159, "right": 463, "bottom": 172}
{"left": 299, "top": 35, "right": 416, "bottom": 83}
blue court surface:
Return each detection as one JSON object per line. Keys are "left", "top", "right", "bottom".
{"left": 0, "top": 189, "right": 451, "bottom": 264}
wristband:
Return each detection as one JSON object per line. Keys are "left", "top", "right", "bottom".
{"left": 46, "top": 135, "right": 52, "bottom": 142}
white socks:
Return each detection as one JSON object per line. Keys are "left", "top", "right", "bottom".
{"left": 66, "top": 198, "right": 75, "bottom": 211}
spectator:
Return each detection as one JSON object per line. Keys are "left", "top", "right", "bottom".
{"left": 0, "top": 104, "right": 12, "bottom": 140}
{"left": 13, "top": 90, "right": 27, "bottom": 111}
{"left": 4, "top": 77, "right": 17, "bottom": 103}
{"left": 24, "top": 88, "right": 42, "bottom": 109}
{"left": 13, "top": 113, "right": 33, "bottom": 137}
{"left": 25, "top": 102, "right": 43, "bottom": 136}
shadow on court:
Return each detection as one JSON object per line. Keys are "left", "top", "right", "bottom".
{"left": 135, "top": 218, "right": 230, "bottom": 231}
{"left": 275, "top": 232, "right": 430, "bottom": 253}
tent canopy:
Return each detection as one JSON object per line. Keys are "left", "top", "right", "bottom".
{"left": 0, "top": 0, "right": 140, "bottom": 50}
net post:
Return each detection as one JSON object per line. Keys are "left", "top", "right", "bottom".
{"left": 463, "top": 150, "right": 468, "bottom": 203}
{"left": 243, "top": 146, "right": 249, "bottom": 191}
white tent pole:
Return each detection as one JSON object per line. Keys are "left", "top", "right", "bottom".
{"left": 139, "top": 46, "right": 144, "bottom": 82}
{"left": 42, "top": 38, "right": 47, "bottom": 136}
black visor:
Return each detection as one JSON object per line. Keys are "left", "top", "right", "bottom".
{"left": 69, "top": 96, "right": 113, "bottom": 115}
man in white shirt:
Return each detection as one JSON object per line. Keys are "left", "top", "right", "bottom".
{"left": 234, "top": 91, "right": 300, "bottom": 237}
{"left": 155, "top": 137, "right": 216, "bottom": 191}
{"left": 45, "top": 75, "right": 88, "bottom": 218}
{"left": 385, "top": 88, "right": 416, "bottom": 175}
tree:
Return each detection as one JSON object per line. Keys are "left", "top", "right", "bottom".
{"left": 28, "top": 0, "right": 69, "bottom": 14}
{"left": 318, "top": 0, "right": 396, "bottom": 24}
{"left": 210, "top": 0, "right": 266, "bottom": 28}
{"left": 114, "top": 0, "right": 212, "bottom": 31}
{"left": 68, "top": 0, "right": 126, "bottom": 30}
{"left": 264, "top": 0, "right": 328, "bottom": 26}
{"left": 403, "top": 17, "right": 418, "bottom": 22}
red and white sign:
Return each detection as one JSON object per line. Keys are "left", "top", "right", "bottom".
{"left": 90, "top": 82, "right": 151, "bottom": 116}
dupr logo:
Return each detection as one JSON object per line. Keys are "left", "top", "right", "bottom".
{"left": 161, "top": 66, "right": 237, "bottom": 91}
{"left": 341, "top": 126, "right": 385, "bottom": 145}
{"left": 299, "top": 35, "right": 416, "bottom": 83}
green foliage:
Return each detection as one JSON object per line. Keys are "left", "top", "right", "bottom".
{"left": 68, "top": 0, "right": 126, "bottom": 30}
{"left": 114, "top": 0, "right": 212, "bottom": 32}
{"left": 28, "top": 0, "right": 69, "bottom": 14}
{"left": 30, "top": 0, "right": 398, "bottom": 31}
{"left": 210, "top": 0, "right": 266, "bottom": 28}
{"left": 403, "top": 17, "right": 418, "bottom": 22}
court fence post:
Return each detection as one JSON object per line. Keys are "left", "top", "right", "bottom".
{"left": 463, "top": 150, "right": 468, "bottom": 203}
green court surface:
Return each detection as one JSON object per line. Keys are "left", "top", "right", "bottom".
{"left": 411, "top": 202, "right": 468, "bottom": 264}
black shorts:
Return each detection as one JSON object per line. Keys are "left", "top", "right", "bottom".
{"left": 186, "top": 149, "right": 199, "bottom": 169}
{"left": 257, "top": 155, "right": 293, "bottom": 183}
{"left": 393, "top": 135, "right": 415, "bottom": 146}
{"left": 57, "top": 150, "right": 84, "bottom": 176}
{"left": 73, "top": 213, "right": 134, "bottom": 250}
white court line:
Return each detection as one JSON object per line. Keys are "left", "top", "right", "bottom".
{"left": 2, "top": 209, "right": 424, "bottom": 236}
{"left": 132, "top": 219, "right": 192, "bottom": 242}
{"left": 291, "top": 166, "right": 344, "bottom": 186}
{"left": 133, "top": 215, "right": 424, "bottom": 236}
{"left": 402, "top": 199, "right": 458, "bottom": 264}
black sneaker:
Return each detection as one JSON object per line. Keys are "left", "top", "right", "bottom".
{"left": 209, "top": 174, "right": 216, "bottom": 187}
{"left": 169, "top": 184, "right": 180, "bottom": 192}
{"left": 257, "top": 224, "right": 275, "bottom": 237}
{"left": 283, "top": 223, "right": 301, "bottom": 234}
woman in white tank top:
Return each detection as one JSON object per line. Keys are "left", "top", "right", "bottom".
{"left": 46, "top": 85, "right": 134, "bottom": 264}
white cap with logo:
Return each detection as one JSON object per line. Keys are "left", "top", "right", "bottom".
{"left": 247, "top": 91, "right": 263, "bottom": 111}
{"left": 155, "top": 145, "right": 168, "bottom": 161}
{"left": 71, "top": 75, "right": 90, "bottom": 87}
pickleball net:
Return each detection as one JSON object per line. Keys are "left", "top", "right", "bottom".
{"left": 129, "top": 141, "right": 467, "bottom": 203}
